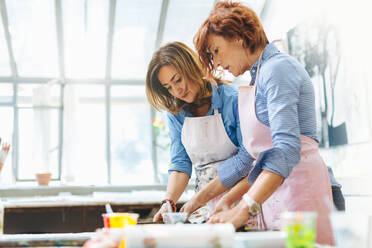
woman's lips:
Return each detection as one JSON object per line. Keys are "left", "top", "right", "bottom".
{"left": 182, "top": 92, "right": 189, "bottom": 98}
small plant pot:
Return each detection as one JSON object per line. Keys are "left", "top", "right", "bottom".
{"left": 36, "top": 173, "right": 51, "bottom": 186}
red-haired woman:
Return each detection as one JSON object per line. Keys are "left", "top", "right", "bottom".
{"left": 192, "top": 1, "right": 334, "bottom": 245}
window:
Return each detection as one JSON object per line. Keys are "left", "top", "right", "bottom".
{"left": 0, "top": 105, "right": 13, "bottom": 184}
{"left": 0, "top": 0, "right": 219, "bottom": 185}
{"left": 0, "top": 14, "right": 10, "bottom": 76}
{"left": 110, "top": 85, "right": 153, "bottom": 185}
{"left": 162, "top": 0, "right": 214, "bottom": 47}
{"left": 62, "top": 0, "right": 109, "bottom": 78}
{"left": 6, "top": 0, "right": 58, "bottom": 77}
{"left": 111, "top": 0, "right": 162, "bottom": 79}
{"left": 16, "top": 84, "right": 61, "bottom": 181}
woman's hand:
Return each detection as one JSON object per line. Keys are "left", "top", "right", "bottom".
{"left": 211, "top": 196, "right": 233, "bottom": 215}
{"left": 153, "top": 203, "right": 170, "bottom": 222}
{"left": 154, "top": 171, "right": 190, "bottom": 222}
{"left": 181, "top": 176, "right": 228, "bottom": 216}
{"left": 208, "top": 200, "right": 250, "bottom": 229}
{"left": 180, "top": 195, "right": 204, "bottom": 216}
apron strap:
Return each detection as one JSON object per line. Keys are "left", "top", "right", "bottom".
{"left": 213, "top": 109, "right": 219, "bottom": 115}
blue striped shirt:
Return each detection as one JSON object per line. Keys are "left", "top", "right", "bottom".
{"left": 167, "top": 83, "right": 254, "bottom": 180}
{"left": 167, "top": 44, "right": 340, "bottom": 189}
{"left": 218, "top": 43, "right": 319, "bottom": 187}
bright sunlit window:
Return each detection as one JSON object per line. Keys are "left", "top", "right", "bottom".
{"left": 6, "top": 0, "right": 59, "bottom": 77}
{"left": 0, "top": 0, "right": 218, "bottom": 186}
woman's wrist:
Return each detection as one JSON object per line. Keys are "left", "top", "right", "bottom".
{"left": 195, "top": 190, "right": 210, "bottom": 206}
{"left": 161, "top": 199, "right": 177, "bottom": 212}
{"left": 237, "top": 200, "right": 251, "bottom": 219}
{"left": 220, "top": 194, "right": 234, "bottom": 206}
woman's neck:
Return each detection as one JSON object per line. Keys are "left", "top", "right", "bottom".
{"left": 193, "top": 102, "right": 211, "bottom": 117}
{"left": 245, "top": 47, "right": 264, "bottom": 70}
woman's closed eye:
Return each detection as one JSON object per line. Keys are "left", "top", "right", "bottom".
{"left": 164, "top": 77, "right": 181, "bottom": 91}
{"left": 213, "top": 48, "right": 219, "bottom": 55}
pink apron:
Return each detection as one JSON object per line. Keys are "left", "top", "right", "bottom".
{"left": 239, "top": 58, "right": 334, "bottom": 245}
{"left": 181, "top": 109, "right": 237, "bottom": 211}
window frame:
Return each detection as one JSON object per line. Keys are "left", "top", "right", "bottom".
{"left": 0, "top": 0, "right": 173, "bottom": 184}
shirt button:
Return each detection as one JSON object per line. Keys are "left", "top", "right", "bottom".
{"left": 252, "top": 69, "right": 256, "bottom": 73}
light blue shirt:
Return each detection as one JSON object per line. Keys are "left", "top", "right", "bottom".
{"left": 167, "top": 83, "right": 254, "bottom": 180}
{"left": 218, "top": 43, "right": 337, "bottom": 187}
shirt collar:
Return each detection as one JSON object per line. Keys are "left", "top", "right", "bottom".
{"left": 250, "top": 43, "right": 280, "bottom": 76}
{"left": 210, "top": 83, "right": 222, "bottom": 111}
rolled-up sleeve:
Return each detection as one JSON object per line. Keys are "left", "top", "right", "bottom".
{"left": 218, "top": 91, "right": 255, "bottom": 187}
{"left": 248, "top": 73, "right": 301, "bottom": 185}
{"left": 218, "top": 145, "right": 255, "bottom": 187}
{"left": 167, "top": 113, "right": 192, "bottom": 177}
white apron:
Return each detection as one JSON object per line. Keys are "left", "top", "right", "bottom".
{"left": 238, "top": 54, "right": 334, "bottom": 245}
{"left": 181, "top": 109, "right": 237, "bottom": 210}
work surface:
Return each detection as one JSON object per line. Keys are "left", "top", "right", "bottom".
{"left": 0, "top": 231, "right": 285, "bottom": 247}
{"left": 0, "top": 232, "right": 93, "bottom": 247}
{"left": 0, "top": 231, "right": 333, "bottom": 247}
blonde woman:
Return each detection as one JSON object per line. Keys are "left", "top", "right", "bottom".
{"left": 146, "top": 42, "right": 253, "bottom": 222}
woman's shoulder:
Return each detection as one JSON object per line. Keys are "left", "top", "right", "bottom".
{"left": 214, "top": 83, "right": 239, "bottom": 111}
{"left": 166, "top": 111, "right": 185, "bottom": 125}
{"left": 216, "top": 83, "right": 238, "bottom": 98}
{"left": 260, "top": 53, "right": 309, "bottom": 90}
{"left": 264, "top": 53, "right": 308, "bottom": 78}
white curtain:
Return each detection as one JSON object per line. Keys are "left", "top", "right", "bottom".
{"left": 61, "top": 84, "right": 79, "bottom": 184}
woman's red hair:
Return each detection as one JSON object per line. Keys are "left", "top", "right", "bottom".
{"left": 194, "top": 1, "right": 268, "bottom": 78}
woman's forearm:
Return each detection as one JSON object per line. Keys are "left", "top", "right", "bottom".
{"left": 195, "top": 176, "right": 229, "bottom": 205}
{"left": 165, "top": 171, "right": 190, "bottom": 203}
{"left": 223, "top": 177, "right": 251, "bottom": 204}
{"left": 246, "top": 169, "right": 284, "bottom": 204}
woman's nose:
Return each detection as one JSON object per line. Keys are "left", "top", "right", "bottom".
{"left": 174, "top": 84, "right": 183, "bottom": 95}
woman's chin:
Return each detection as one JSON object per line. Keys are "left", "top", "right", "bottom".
{"left": 231, "top": 70, "right": 242, "bottom": 77}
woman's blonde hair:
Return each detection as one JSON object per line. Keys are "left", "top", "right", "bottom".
{"left": 194, "top": 1, "right": 268, "bottom": 78}
{"left": 146, "top": 42, "right": 215, "bottom": 114}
